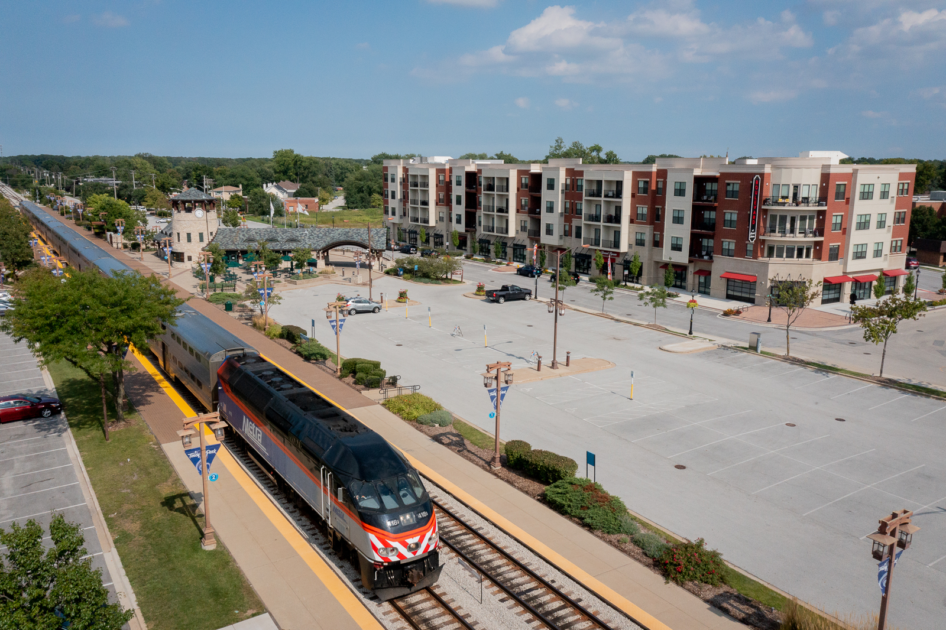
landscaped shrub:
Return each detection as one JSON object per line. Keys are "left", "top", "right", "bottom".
{"left": 251, "top": 314, "right": 276, "bottom": 331}
{"left": 397, "top": 290, "right": 409, "bottom": 303}
{"left": 617, "top": 514, "right": 640, "bottom": 537}
{"left": 524, "top": 449, "right": 578, "bottom": 485}
{"left": 355, "top": 363, "right": 375, "bottom": 376}
{"left": 505, "top": 440, "right": 532, "bottom": 469}
{"left": 544, "top": 478, "right": 632, "bottom": 535}
{"left": 282, "top": 325, "right": 306, "bottom": 344}
{"left": 417, "top": 410, "right": 453, "bottom": 427}
{"left": 264, "top": 323, "right": 283, "bottom": 340}
{"left": 296, "top": 340, "right": 332, "bottom": 361}
{"left": 475, "top": 282, "right": 486, "bottom": 295}
{"left": 382, "top": 393, "right": 443, "bottom": 422}
{"left": 341, "top": 359, "right": 381, "bottom": 377}
{"left": 659, "top": 538, "right": 725, "bottom": 586}
{"left": 633, "top": 532, "right": 667, "bottom": 559}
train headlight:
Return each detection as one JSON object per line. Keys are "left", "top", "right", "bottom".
{"left": 377, "top": 547, "right": 398, "bottom": 558}
{"left": 429, "top": 532, "right": 438, "bottom": 548}
{"left": 407, "top": 542, "right": 420, "bottom": 552}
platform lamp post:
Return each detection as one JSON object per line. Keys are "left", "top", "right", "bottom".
{"left": 546, "top": 247, "right": 569, "bottom": 369}
{"left": 114, "top": 218, "right": 125, "bottom": 250}
{"left": 160, "top": 237, "right": 172, "bottom": 278}
{"left": 134, "top": 226, "right": 146, "bottom": 261}
{"left": 867, "top": 509, "right": 919, "bottom": 630}
{"left": 325, "top": 301, "right": 345, "bottom": 376}
{"left": 687, "top": 291, "right": 698, "bottom": 336}
{"left": 177, "top": 412, "right": 228, "bottom": 551}
{"left": 198, "top": 251, "right": 213, "bottom": 299}
{"left": 914, "top": 268, "right": 920, "bottom": 300}
{"left": 483, "top": 361, "right": 513, "bottom": 469}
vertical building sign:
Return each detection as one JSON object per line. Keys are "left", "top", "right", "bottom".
{"left": 748, "top": 175, "right": 761, "bottom": 243}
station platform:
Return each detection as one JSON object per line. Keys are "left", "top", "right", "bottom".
{"left": 36, "top": 204, "right": 744, "bottom": 630}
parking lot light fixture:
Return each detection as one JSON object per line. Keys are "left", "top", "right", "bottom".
{"left": 867, "top": 509, "right": 919, "bottom": 630}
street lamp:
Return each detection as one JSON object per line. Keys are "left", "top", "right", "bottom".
{"left": 114, "top": 218, "right": 125, "bottom": 250}
{"left": 198, "top": 251, "right": 214, "bottom": 300}
{"left": 178, "top": 412, "right": 229, "bottom": 551}
{"left": 914, "top": 268, "right": 920, "bottom": 300}
{"left": 867, "top": 509, "right": 919, "bottom": 630}
{"left": 687, "top": 291, "right": 698, "bottom": 336}
{"left": 548, "top": 248, "right": 568, "bottom": 369}
{"left": 160, "top": 237, "right": 173, "bottom": 278}
{"left": 483, "top": 361, "right": 513, "bottom": 469}
{"left": 325, "top": 301, "right": 345, "bottom": 376}
{"left": 134, "top": 226, "right": 146, "bottom": 262}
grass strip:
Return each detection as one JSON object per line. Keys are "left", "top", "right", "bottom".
{"left": 721, "top": 566, "right": 788, "bottom": 611}
{"left": 48, "top": 360, "right": 264, "bottom": 630}
{"left": 453, "top": 418, "right": 504, "bottom": 454}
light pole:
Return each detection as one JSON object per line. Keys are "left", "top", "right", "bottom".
{"left": 199, "top": 251, "right": 213, "bottom": 299}
{"left": 160, "top": 237, "right": 172, "bottom": 277}
{"left": 548, "top": 248, "right": 567, "bottom": 369}
{"left": 867, "top": 509, "right": 919, "bottom": 630}
{"left": 914, "top": 268, "right": 920, "bottom": 300}
{"left": 114, "top": 218, "right": 125, "bottom": 250}
{"left": 483, "top": 361, "right": 513, "bottom": 469}
{"left": 687, "top": 291, "right": 697, "bottom": 336}
{"left": 177, "top": 412, "right": 229, "bottom": 550}
{"left": 251, "top": 262, "right": 273, "bottom": 325}
{"left": 325, "top": 301, "right": 345, "bottom": 376}
{"left": 134, "top": 226, "right": 146, "bottom": 262}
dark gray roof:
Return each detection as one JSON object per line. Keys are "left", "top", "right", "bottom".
{"left": 173, "top": 188, "right": 214, "bottom": 201}
{"left": 210, "top": 227, "right": 388, "bottom": 252}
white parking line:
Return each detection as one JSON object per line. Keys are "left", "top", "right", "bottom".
{"left": 868, "top": 395, "right": 908, "bottom": 410}
{"left": 927, "top": 554, "right": 946, "bottom": 568}
{"left": 829, "top": 384, "right": 873, "bottom": 399}
{"left": 0, "top": 435, "right": 53, "bottom": 446}
{"left": 0, "top": 502, "right": 87, "bottom": 525}
{"left": 795, "top": 374, "right": 835, "bottom": 389}
{"left": 910, "top": 405, "right": 946, "bottom": 422}
{"left": 803, "top": 465, "right": 926, "bottom": 516}
{"left": 668, "top": 421, "right": 784, "bottom": 458}
{"left": 0, "top": 448, "right": 67, "bottom": 463}
{"left": 761, "top": 367, "right": 804, "bottom": 380}
{"left": 751, "top": 449, "right": 875, "bottom": 495}
{"left": 632, "top": 409, "right": 753, "bottom": 443}
{"left": 0, "top": 376, "right": 48, "bottom": 385}
{"left": 708, "top": 435, "right": 831, "bottom": 475}
{"left": 0, "top": 482, "right": 79, "bottom": 501}
{"left": 0, "top": 464, "right": 71, "bottom": 480}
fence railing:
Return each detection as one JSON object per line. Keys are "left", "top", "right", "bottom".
{"left": 381, "top": 384, "right": 420, "bottom": 399}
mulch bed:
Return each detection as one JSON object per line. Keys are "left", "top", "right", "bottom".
{"left": 405, "top": 420, "right": 783, "bottom": 630}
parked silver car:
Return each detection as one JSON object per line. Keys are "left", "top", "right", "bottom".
{"left": 345, "top": 296, "right": 382, "bottom": 315}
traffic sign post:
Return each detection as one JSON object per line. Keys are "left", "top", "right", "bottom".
{"left": 586, "top": 451, "right": 596, "bottom": 483}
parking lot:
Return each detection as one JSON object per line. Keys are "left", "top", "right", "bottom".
{"left": 0, "top": 332, "right": 123, "bottom": 608}
{"left": 271, "top": 276, "right": 946, "bottom": 629}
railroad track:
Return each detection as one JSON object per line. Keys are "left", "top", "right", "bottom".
{"left": 433, "top": 499, "right": 617, "bottom": 630}
{"left": 389, "top": 587, "right": 477, "bottom": 630}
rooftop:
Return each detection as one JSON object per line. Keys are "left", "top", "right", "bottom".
{"left": 210, "top": 227, "right": 387, "bottom": 252}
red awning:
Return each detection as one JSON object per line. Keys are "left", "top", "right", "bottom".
{"left": 693, "top": 269, "right": 711, "bottom": 276}
{"left": 852, "top": 274, "right": 878, "bottom": 283}
{"left": 823, "top": 275, "right": 854, "bottom": 285}
{"left": 882, "top": 269, "right": 909, "bottom": 277}
{"left": 720, "top": 272, "right": 757, "bottom": 282}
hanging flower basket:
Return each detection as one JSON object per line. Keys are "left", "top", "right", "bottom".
{"left": 397, "top": 289, "right": 409, "bottom": 303}
{"left": 336, "top": 293, "right": 347, "bottom": 302}
{"left": 475, "top": 282, "right": 486, "bottom": 296}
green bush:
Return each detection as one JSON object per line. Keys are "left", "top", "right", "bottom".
{"left": 659, "top": 538, "right": 725, "bottom": 586}
{"left": 633, "top": 532, "right": 668, "bottom": 559}
{"left": 208, "top": 292, "right": 243, "bottom": 305}
{"left": 618, "top": 514, "right": 640, "bottom": 537}
{"left": 524, "top": 449, "right": 578, "bottom": 485}
{"left": 505, "top": 440, "right": 532, "bottom": 469}
{"left": 264, "top": 323, "right": 283, "bottom": 340}
{"left": 544, "top": 478, "right": 632, "bottom": 535}
{"left": 341, "top": 358, "right": 381, "bottom": 377}
{"left": 356, "top": 363, "right": 374, "bottom": 375}
{"left": 382, "top": 393, "right": 443, "bottom": 422}
{"left": 417, "top": 410, "right": 453, "bottom": 427}
{"left": 282, "top": 325, "right": 306, "bottom": 344}
{"left": 365, "top": 376, "right": 381, "bottom": 388}
{"left": 296, "top": 340, "right": 332, "bottom": 361}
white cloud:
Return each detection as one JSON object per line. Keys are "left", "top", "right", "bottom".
{"left": 823, "top": 10, "right": 840, "bottom": 26}
{"left": 93, "top": 11, "right": 129, "bottom": 28}
{"left": 459, "top": 45, "right": 513, "bottom": 67}
{"left": 514, "top": 97, "right": 530, "bottom": 109}
{"left": 356, "top": 42, "right": 370, "bottom": 50}
{"left": 749, "top": 89, "right": 798, "bottom": 104}
{"left": 555, "top": 98, "right": 578, "bottom": 110}
{"left": 507, "top": 6, "right": 620, "bottom": 53}
{"left": 832, "top": 8, "right": 946, "bottom": 63}
{"left": 426, "top": 0, "right": 499, "bottom": 7}
{"left": 916, "top": 86, "right": 942, "bottom": 99}
{"left": 861, "top": 110, "right": 885, "bottom": 118}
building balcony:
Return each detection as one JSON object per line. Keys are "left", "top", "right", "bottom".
{"left": 419, "top": 200, "right": 429, "bottom": 207}
{"left": 603, "top": 190, "right": 622, "bottom": 199}
{"left": 693, "top": 195, "right": 717, "bottom": 204}
{"left": 495, "top": 185, "right": 509, "bottom": 193}
{"left": 760, "top": 228, "right": 824, "bottom": 240}
{"left": 692, "top": 222, "right": 716, "bottom": 232}
{"left": 584, "top": 213, "right": 602, "bottom": 223}
{"left": 409, "top": 216, "right": 419, "bottom": 223}
{"left": 763, "top": 197, "right": 828, "bottom": 208}
{"left": 482, "top": 225, "right": 496, "bottom": 233}
{"left": 483, "top": 205, "right": 495, "bottom": 213}
{"left": 496, "top": 206, "right": 509, "bottom": 214}
{"left": 603, "top": 214, "right": 622, "bottom": 225}
{"left": 585, "top": 189, "right": 602, "bottom": 198}
{"left": 690, "top": 250, "right": 714, "bottom": 260}
{"left": 528, "top": 229, "right": 541, "bottom": 238}
{"left": 527, "top": 207, "right": 541, "bottom": 217}
{"left": 583, "top": 236, "right": 623, "bottom": 250}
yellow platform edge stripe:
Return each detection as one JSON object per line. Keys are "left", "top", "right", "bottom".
{"left": 260, "top": 354, "right": 673, "bottom": 630}
{"left": 130, "top": 346, "right": 382, "bottom": 630}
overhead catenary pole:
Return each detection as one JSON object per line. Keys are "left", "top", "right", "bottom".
{"left": 110, "top": 167, "right": 117, "bottom": 198}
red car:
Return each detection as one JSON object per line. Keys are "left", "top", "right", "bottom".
{"left": 906, "top": 257, "right": 919, "bottom": 270}
{"left": 0, "top": 395, "right": 63, "bottom": 423}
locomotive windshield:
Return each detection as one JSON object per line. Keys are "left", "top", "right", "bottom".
{"left": 350, "top": 471, "right": 427, "bottom": 511}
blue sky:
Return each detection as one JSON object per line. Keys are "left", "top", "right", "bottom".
{"left": 2, "top": 0, "right": 945, "bottom": 161}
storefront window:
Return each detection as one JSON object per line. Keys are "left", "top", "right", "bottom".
{"left": 726, "top": 279, "right": 756, "bottom": 303}
{"left": 697, "top": 275, "right": 711, "bottom": 295}
{"left": 822, "top": 283, "right": 842, "bottom": 304}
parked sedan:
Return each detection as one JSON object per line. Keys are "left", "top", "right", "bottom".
{"left": 0, "top": 395, "right": 63, "bottom": 423}
{"left": 549, "top": 269, "right": 581, "bottom": 284}
{"left": 420, "top": 249, "right": 440, "bottom": 258}
{"left": 345, "top": 296, "right": 382, "bottom": 315}
{"left": 516, "top": 265, "right": 542, "bottom": 278}
{"left": 399, "top": 245, "right": 418, "bottom": 255}
{"left": 905, "top": 256, "right": 919, "bottom": 270}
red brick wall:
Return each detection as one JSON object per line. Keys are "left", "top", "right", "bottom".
{"left": 820, "top": 172, "right": 852, "bottom": 261}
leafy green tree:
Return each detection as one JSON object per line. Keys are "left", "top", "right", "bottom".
{"left": 471, "top": 241, "right": 479, "bottom": 256}
{"left": 493, "top": 240, "right": 503, "bottom": 260}
{"left": 539, "top": 247, "right": 546, "bottom": 268}
{"left": 252, "top": 240, "right": 283, "bottom": 270}
{"left": 594, "top": 249, "right": 604, "bottom": 272}
{"left": 639, "top": 285, "right": 669, "bottom": 324}
{"left": 1, "top": 268, "right": 182, "bottom": 433}
{"left": 492, "top": 151, "right": 519, "bottom": 163}
{"left": 908, "top": 205, "right": 945, "bottom": 244}
{"left": 451, "top": 230, "right": 459, "bottom": 249}
{"left": 642, "top": 154, "right": 682, "bottom": 164}
{"left": 903, "top": 272, "right": 916, "bottom": 297}
{"left": 591, "top": 277, "right": 616, "bottom": 312}
{"left": 343, "top": 164, "right": 383, "bottom": 209}
{"left": 291, "top": 247, "right": 311, "bottom": 271}
{"left": 0, "top": 198, "right": 34, "bottom": 274}
{"left": 0, "top": 514, "right": 133, "bottom": 630}
{"left": 460, "top": 153, "right": 488, "bottom": 160}
{"left": 205, "top": 242, "right": 227, "bottom": 276}
{"left": 628, "top": 252, "right": 642, "bottom": 284}
{"left": 295, "top": 183, "right": 320, "bottom": 198}
{"left": 226, "top": 194, "right": 244, "bottom": 210}
{"left": 664, "top": 263, "right": 675, "bottom": 288}
{"left": 851, "top": 295, "right": 927, "bottom": 377}
{"left": 241, "top": 279, "right": 283, "bottom": 316}
{"left": 370, "top": 192, "right": 382, "bottom": 208}
{"left": 561, "top": 250, "right": 572, "bottom": 273}
{"left": 318, "top": 188, "right": 333, "bottom": 207}
{"left": 873, "top": 278, "right": 886, "bottom": 300}
{"left": 771, "top": 277, "right": 822, "bottom": 357}
{"left": 419, "top": 228, "right": 427, "bottom": 245}
{"left": 247, "top": 188, "right": 271, "bottom": 216}
{"left": 941, "top": 271, "right": 946, "bottom": 293}
{"left": 84, "top": 194, "right": 145, "bottom": 232}
{"left": 221, "top": 209, "right": 242, "bottom": 228}
{"left": 142, "top": 187, "right": 169, "bottom": 211}
{"left": 915, "top": 161, "right": 937, "bottom": 193}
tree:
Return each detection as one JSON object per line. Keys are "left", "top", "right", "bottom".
{"left": 419, "top": 228, "right": 427, "bottom": 245}
{"left": 291, "top": 247, "right": 311, "bottom": 271}
{"left": 226, "top": 194, "right": 244, "bottom": 210}
{"left": 343, "top": 164, "right": 383, "bottom": 209}
{"left": 247, "top": 188, "right": 271, "bottom": 216}
{"left": 221, "top": 209, "right": 242, "bottom": 228}
{"left": 539, "top": 248, "right": 547, "bottom": 268}
{"left": 1, "top": 268, "right": 182, "bottom": 433}
{"left": 0, "top": 198, "right": 34, "bottom": 274}
{"left": 642, "top": 154, "right": 682, "bottom": 164}
{"left": 142, "top": 187, "right": 169, "bottom": 211}
{"left": 903, "top": 272, "right": 916, "bottom": 298}
{"left": 771, "top": 277, "right": 822, "bottom": 357}
{"left": 493, "top": 240, "right": 503, "bottom": 260}
{"left": 664, "top": 263, "right": 675, "bottom": 288}
{"left": 591, "top": 277, "right": 615, "bottom": 312}
{"left": 492, "top": 151, "right": 519, "bottom": 163}
{"left": 628, "top": 252, "right": 642, "bottom": 284}
{"left": 873, "top": 278, "right": 886, "bottom": 300}
{"left": 0, "top": 514, "right": 133, "bottom": 629}
{"left": 941, "top": 270, "right": 946, "bottom": 293}
{"left": 915, "top": 161, "right": 937, "bottom": 194}
{"left": 451, "top": 230, "right": 459, "bottom": 249}
{"left": 639, "top": 285, "right": 669, "bottom": 324}
{"left": 84, "top": 194, "right": 146, "bottom": 232}
{"left": 294, "top": 183, "right": 319, "bottom": 198}
{"left": 241, "top": 279, "right": 283, "bottom": 316}
{"left": 471, "top": 241, "right": 479, "bottom": 256}
{"left": 561, "top": 250, "right": 572, "bottom": 273}
{"left": 459, "top": 152, "right": 488, "bottom": 160}
{"left": 205, "top": 242, "right": 227, "bottom": 276}
{"left": 252, "top": 240, "right": 282, "bottom": 269}
{"left": 369, "top": 193, "right": 383, "bottom": 208}
{"left": 594, "top": 249, "right": 604, "bottom": 273}
{"left": 851, "top": 295, "right": 927, "bottom": 377}
{"left": 318, "top": 188, "right": 333, "bottom": 207}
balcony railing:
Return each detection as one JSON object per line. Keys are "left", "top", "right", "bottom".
{"left": 496, "top": 206, "right": 509, "bottom": 214}
{"left": 529, "top": 186, "right": 542, "bottom": 194}
{"left": 585, "top": 189, "right": 602, "bottom": 198}
{"left": 583, "top": 236, "right": 601, "bottom": 247}
{"left": 410, "top": 182, "right": 419, "bottom": 188}
{"left": 693, "top": 222, "right": 716, "bottom": 231}
{"left": 760, "top": 228, "right": 823, "bottom": 239}
{"left": 527, "top": 207, "right": 541, "bottom": 216}
{"left": 691, "top": 250, "right": 714, "bottom": 260}
{"left": 603, "top": 190, "right": 622, "bottom": 199}
{"left": 483, "top": 205, "right": 495, "bottom": 212}
{"left": 528, "top": 229, "right": 541, "bottom": 238}
{"left": 483, "top": 225, "right": 496, "bottom": 233}
{"left": 485, "top": 184, "right": 495, "bottom": 192}
{"left": 763, "top": 197, "right": 828, "bottom": 207}
{"left": 584, "top": 213, "right": 602, "bottom": 222}
{"left": 409, "top": 198, "right": 419, "bottom": 205}
{"left": 419, "top": 200, "right": 429, "bottom": 207}
{"left": 694, "top": 194, "right": 717, "bottom": 203}
{"left": 410, "top": 216, "right": 419, "bottom": 223}
{"left": 496, "top": 185, "right": 509, "bottom": 193}
{"left": 601, "top": 239, "right": 622, "bottom": 249}
{"left": 466, "top": 183, "right": 477, "bottom": 190}
{"left": 603, "top": 214, "right": 622, "bottom": 225}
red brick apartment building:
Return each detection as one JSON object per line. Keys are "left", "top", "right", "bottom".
{"left": 383, "top": 152, "right": 916, "bottom": 306}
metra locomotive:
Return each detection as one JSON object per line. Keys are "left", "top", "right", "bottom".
{"left": 217, "top": 353, "right": 442, "bottom": 600}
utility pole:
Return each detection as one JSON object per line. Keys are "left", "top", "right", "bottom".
{"left": 110, "top": 167, "right": 117, "bottom": 198}
{"left": 131, "top": 170, "right": 136, "bottom": 190}
{"left": 114, "top": 218, "right": 125, "bottom": 250}
{"left": 199, "top": 251, "right": 213, "bottom": 299}
{"left": 160, "top": 237, "right": 173, "bottom": 277}
{"left": 151, "top": 173, "right": 156, "bottom": 189}
{"left": 134, "top": 226, "right": 146, "bottom": 262}
{"left": 548, "top": 248, "right": 566, "bottom": 368}
{"left": 367, "top": 223, "right": 373, "bottom": 301}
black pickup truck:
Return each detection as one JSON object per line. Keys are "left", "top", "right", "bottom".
{"left": 485, "top": 285, "right": 532, "bottom": 304}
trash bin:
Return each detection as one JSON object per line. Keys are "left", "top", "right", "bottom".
{"left": 209, "top": 274, "right": 215, "bottom": 284}
{"left": 225, "top": 300, "right": 233, "bottom": 312}
{"left": 749, "top": 332, "right": 761, "bottom": 353}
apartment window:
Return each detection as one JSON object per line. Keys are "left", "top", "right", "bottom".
{"left": 564, "top": 223, "right": 571, "bottom": 237}
{"left": 546, "top": 201, "right": 554, "bottom": 213}
{"left": 575, "top": 202, "right": 582, "bottom": 215}
{"left": 576, "top": 178, "right": 583, "bottom": 192}
{"left": 855, "top": 214, "right": 870, "bottom": 230}
{"left": 670, "top": 236, "right": 683, "bottom": 252}
{"left": 383, "top": 206, "right": 388, "bottom": 216}
{"left": 873, "top": 242, "right": 884, "bottom": 258}
{"left": 455, "top": 214, "right": 461, "bottom": 224}
{"left": 859, "top": 184, "right": 874, "bottom": 200}
{"left": 835, "top": 183, "right": 847, "bottom": 201}
{"left": 894, "top": 211, "right": 906, "bottom": 225}
{"left": 635, "top": 232, "right": 646, "bottom": 246}
{"left": 898, "top": 182, "right": 910, "bottom": 197}
{"left": 198, "top": 232, "right": 204, "bottom": 243}
{"left": 880, "top": 183, "right": 890, "bottom": 200}
{"left": 520, "top": 198, "right": 528, "bottom": 211}
{"left": 565, "top": 178, "right": 570, "bottom": 190}
{"left": 545, "top": 223, "right": 554, "bottom": 236}
{"left": 637, "top": 180, "right": 649, "bottom": 195}
{"left": 891, "top": 239, "right": 903, "bottom": 253}
{"left": 636, "top": 206, "right": 647, "bottom": 222}
{"left": 720, "top": 240, "right": 735, "bottom": 257}
{"left": 439, "top": 212, "right": 445, "bottom": 221}
{"left": 653, "top": 233, "right": 660, "bottom": 247}
{"left": 438, "top": 192, "right": 445, "bottom": 204}
{"left": 876, "top": 213, "right": 887, "bottom": 229}
{"left": 725, "top": 182, "right": 740, "bottom": 199}
{"left": 853, "top": 244, "right": 867, "bottom": 259}
{"left": 177, "top": 232, "right": 180, "bottom": 242}
{"left": 745, "top": 243, "right": 753, "bottom": 258}
{"left": 673, "top": 181, "right": 686, "bottom": 197}
{"left": 478, "top": 176, "right": 483, "bottom": 188}
{"left": 564, "top": 201, "right": 569, "bottom": 214}
{"left": 655, "top": 207, "right": 662, "bottom": 222}
{"left": 723, "top": 211, "right": 737, "bottom": 228}
{"left": 186, "top": 233, "right": 192, "bottom": 243}
{"left": 672, "top": 209, "right": 685, "bottom": 225}
{"left": 828, "top": 244, "right": 840, "bottom": 261}
{"left": 547, "top": 177, "right": 555, "bottom": 191}
{"left": 519, "top": 220, "right": 527, "bottom": 232}
{"left": 831, "top": 214, "right": 843, "bottom": 232}
{"left": 455, "top": 176, "right": 462, "bottom": 186}
{"left": 575, "top": 225, "right": 582, "bottom": 239}
{"left": 456, "top": 195, "right": 461, "bottom": 205}
{"left": 656, "top": 181, "right": 664, "bottom": 196}
{"left": 478, "top": 195, "right": 482, "bottom": 207}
